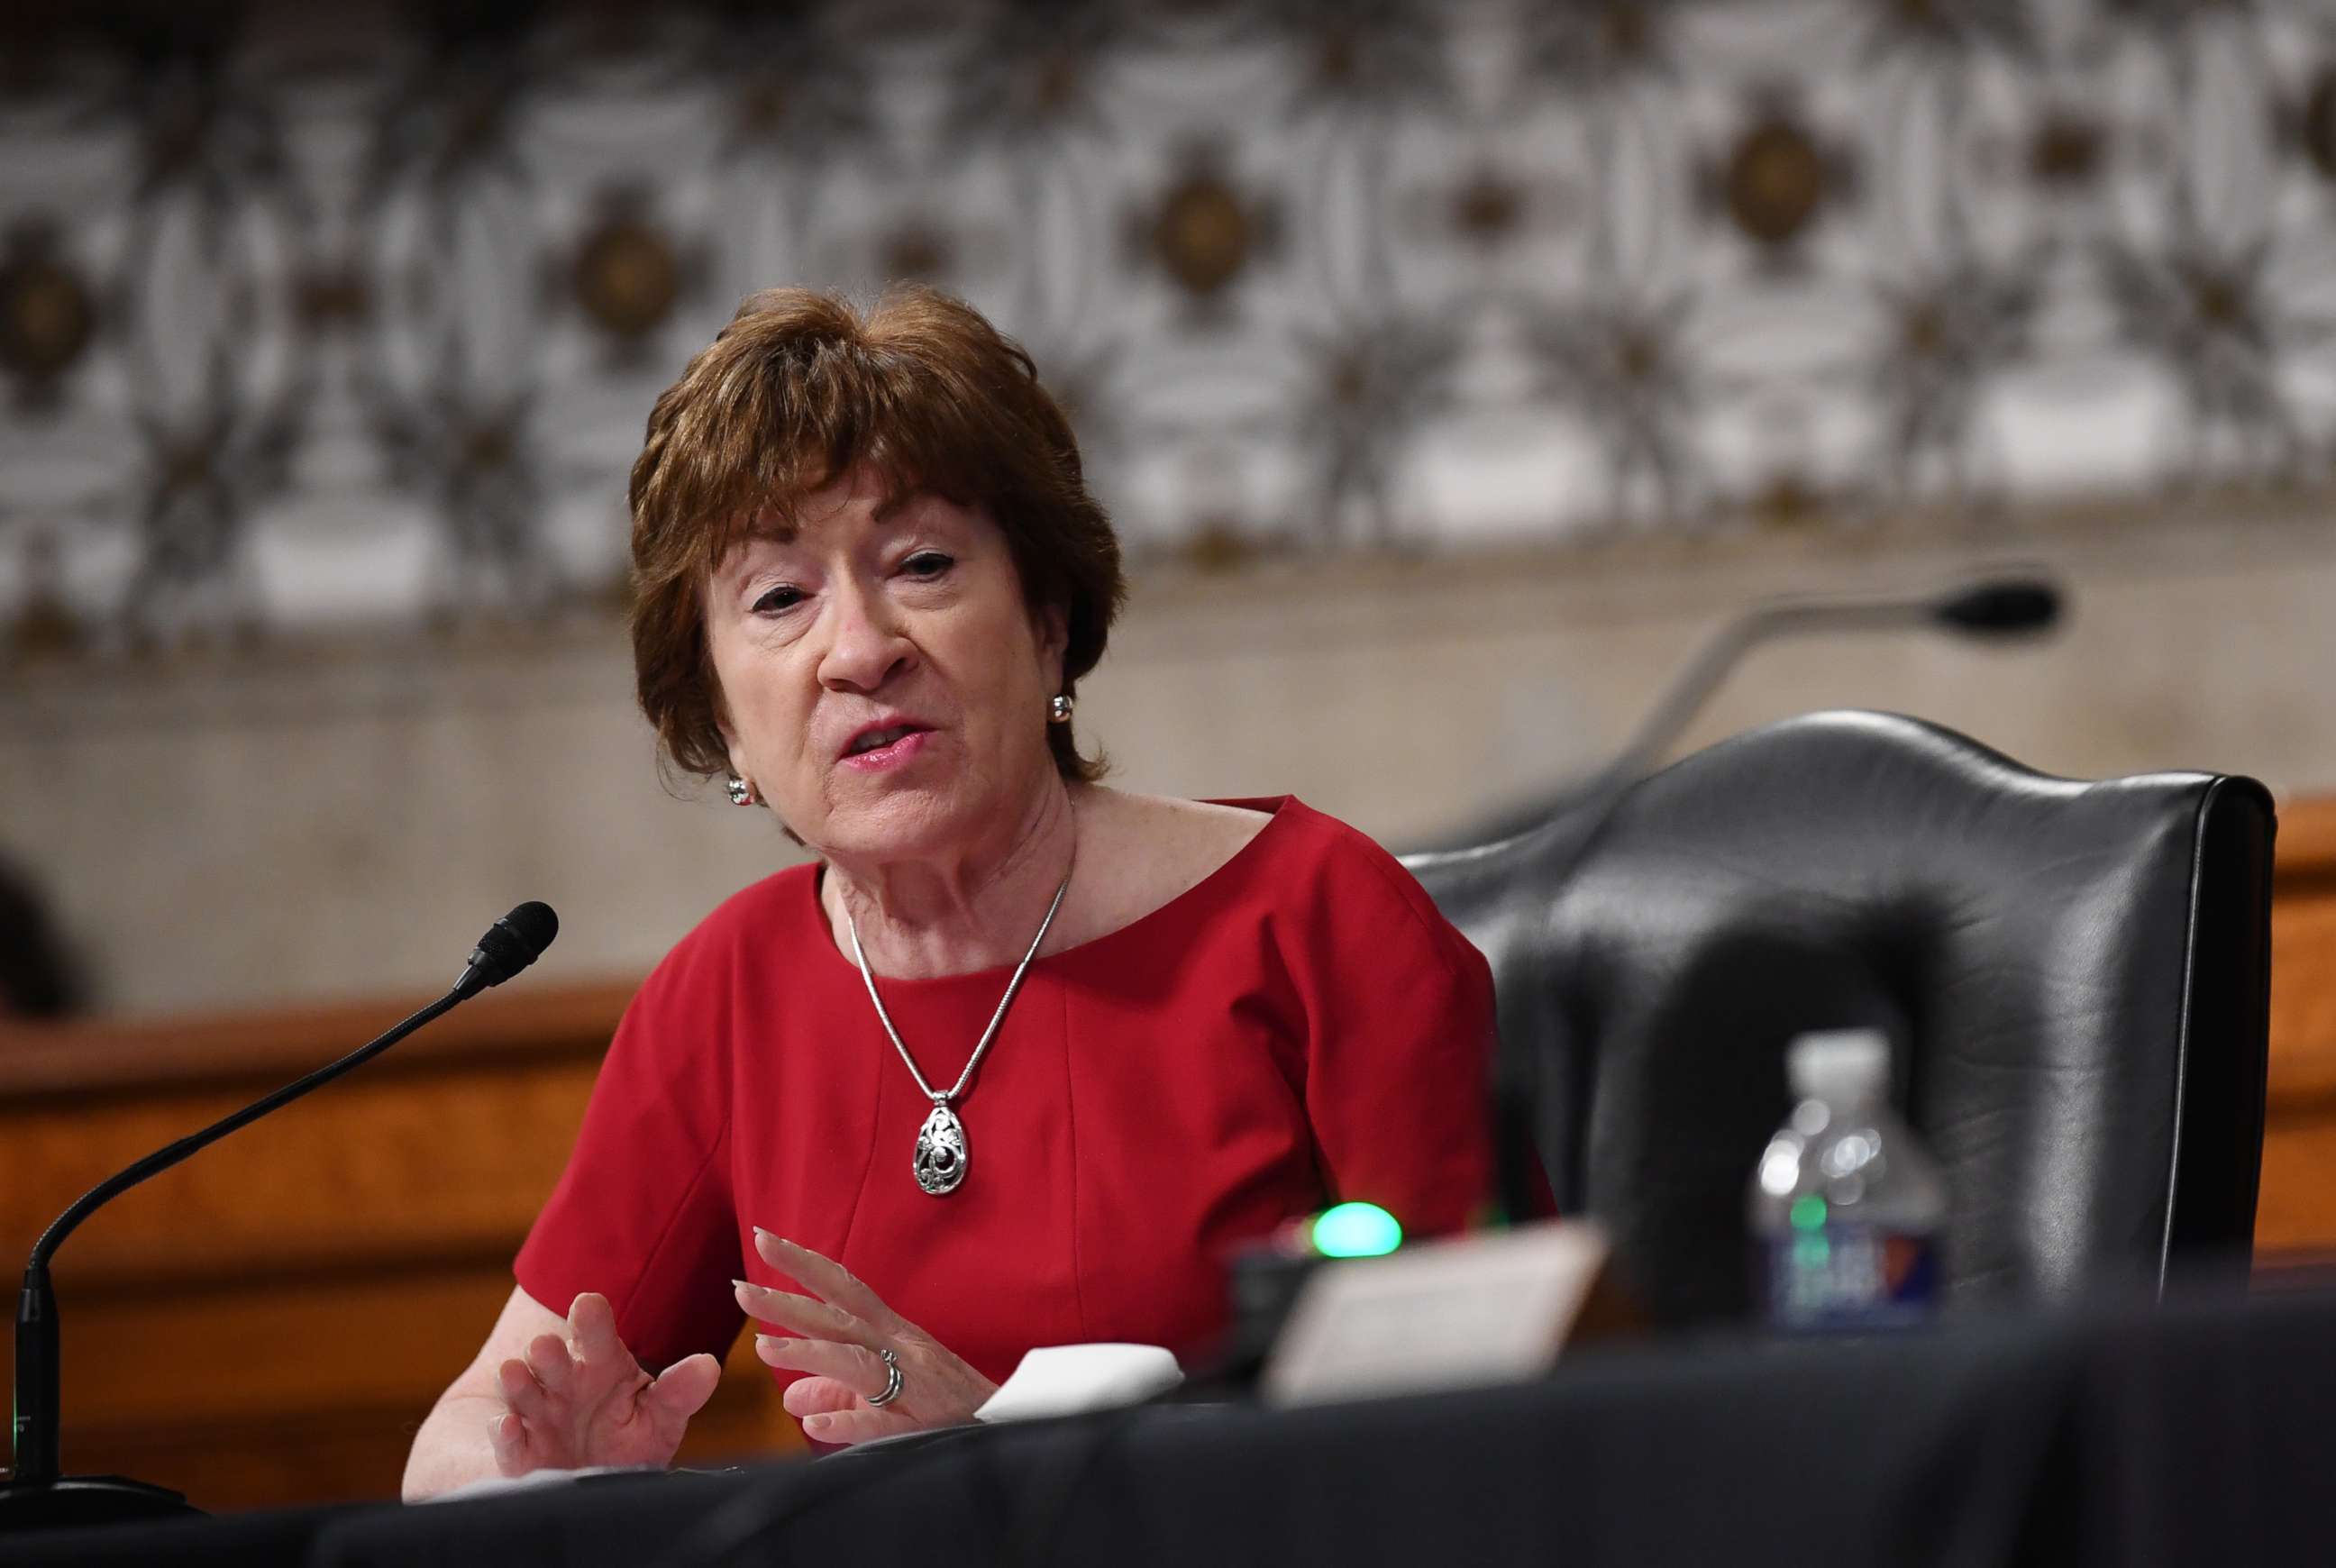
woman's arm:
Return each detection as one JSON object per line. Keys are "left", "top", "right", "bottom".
{"left": 1282, "top": 816, "right": 1511, "bottom": 1236}
{"left": 401, "top": 1284, "right": 722, "bottom": 1500}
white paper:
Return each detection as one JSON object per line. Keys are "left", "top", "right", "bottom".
{"left": 974, "top": 1343, "right": 1184, "bottom": 1423}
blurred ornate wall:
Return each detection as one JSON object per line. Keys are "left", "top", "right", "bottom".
{"left": 9, "top": 0, "right": 2336, "bottom": 635}
{"left": 4, "top": 0, "right": 2336, "bottom": 1010}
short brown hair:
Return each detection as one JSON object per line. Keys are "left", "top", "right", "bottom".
{"left": 628, "top": 286, "right": 1125, "bottom": 787}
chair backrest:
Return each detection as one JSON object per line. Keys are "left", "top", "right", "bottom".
{"left": 1402, "top": 710, "right": 2276, "bottom": 1325}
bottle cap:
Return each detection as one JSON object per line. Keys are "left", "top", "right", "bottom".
{"left": 1787, "top": 1029, "right": 1892, "bottom": 1101}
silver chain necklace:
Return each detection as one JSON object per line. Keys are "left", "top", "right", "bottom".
{"left": 844, "top": 852, "right": 1073, "bottom": 1197}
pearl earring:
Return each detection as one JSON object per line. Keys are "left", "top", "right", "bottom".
{"left": 725, "top": 775, "right": 758, "bottom": 807}
{"left": 1048, "top": 694, "right": 1074, "bottom": 724}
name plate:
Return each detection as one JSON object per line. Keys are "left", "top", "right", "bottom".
{"left": 1262, "top": 1220, "right": 1623, "bottom": 1407}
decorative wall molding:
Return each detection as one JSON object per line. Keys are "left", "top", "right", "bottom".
{"left": 5, "top": 0, "right": 2336, "bottom": 656}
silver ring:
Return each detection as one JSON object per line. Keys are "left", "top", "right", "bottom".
{"left": 866, "top": 1347, "right": 903, "bottom": 1408}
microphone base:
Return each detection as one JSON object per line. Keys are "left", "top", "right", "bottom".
{"left": 0, "top": 1473, "right": 203, "bottom": 1533}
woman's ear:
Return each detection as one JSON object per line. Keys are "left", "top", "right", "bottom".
{"left": 1035, "top": 602, "right": 1070, "bottom": 689}
{"left": 710, "top": 683, "right": 743, "bottom": 770}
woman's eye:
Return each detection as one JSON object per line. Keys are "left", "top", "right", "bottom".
{"left": 751, "top": 585, "right": 803, "bottom": 615}
{"left": 901, "top": 552, "right": 954, "bottom": 579}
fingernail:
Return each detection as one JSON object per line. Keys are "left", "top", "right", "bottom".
{"left": 753, "top": 1226, "right": 791, "bottom": 1248}
{"left": 732, "top": 1279, "right": 753, "bottom": 1292}
{"left": 804, "top": 1415, "right": 830, "bottom": 1435}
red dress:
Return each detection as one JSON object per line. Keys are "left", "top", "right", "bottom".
{"left": 516, "top": 797, "right": 1501, "bottom": 1399}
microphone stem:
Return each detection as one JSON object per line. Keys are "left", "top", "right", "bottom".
{"left": 28, "top": 989, "right": 465, "bottom": 1272}
{"left": 1602, "top": 598, "right": 1930, "bottom": 789}
{"left": 10, "top": 986, "right": 465, "bottom": 1486}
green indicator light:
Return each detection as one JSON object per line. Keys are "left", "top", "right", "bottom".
{"left": 1790, "top": 1194, "right": 1829, "bottom": 1232}
{"left": 1311, "top": 1202, "right": 1402, "bottom": 1258}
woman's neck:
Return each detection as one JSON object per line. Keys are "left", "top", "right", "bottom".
{"left": 820, "top": 781, "right": 1081, "bottom": 979}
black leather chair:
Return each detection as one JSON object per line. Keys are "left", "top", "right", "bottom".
{"left": 1402, "top": 710, "right": 2277, "bottom": 1326}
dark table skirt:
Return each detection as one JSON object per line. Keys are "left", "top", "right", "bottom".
{"left": 11, "top": 1286, "right": 2332, "bottom": 1568}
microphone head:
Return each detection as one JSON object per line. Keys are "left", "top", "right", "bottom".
{"left": 465, "top": 901, "right": 560, "bottom": 992}
{"left": 1930, "top": 577, "right": 2063, "bottom": 636}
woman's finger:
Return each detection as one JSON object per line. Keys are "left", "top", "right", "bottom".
{"left": 780, "top": 1374, "right": 871, "bottom": 1420}
{"left": 565, "top": 1292, "right": 625, "bottom": 1371}
{"left": 753, "top": 1335, "right": 891, "bottom": 1399}
{"left": 753, "top": 1231, "right": 904, "bottom": 1331}
{"left": 799, "top": 1406, "right": 916, "bottom": 1448}
{"left": 496, "top": 1357, "right": 551, "bottom": 1423}
{"left": 732, "top": 1281, "right": 880, "bottom": 1348}
{"left": 486, "top": 1410, "right": 532, "bottom": 1475}
{"left": 524, "top": 1334, "right": 574, "bottom": 1397}
{"left": 645, "top": 1353, "right": 723, "bottom": 1426}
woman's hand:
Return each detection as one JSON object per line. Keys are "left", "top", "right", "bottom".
{"left": 486, "top": 1291, "right": 723, "bottom": 1476}
{"left": 735, "top": 1229, "right": 999, "bottom": 1446}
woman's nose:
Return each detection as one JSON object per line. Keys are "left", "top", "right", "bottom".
{"left": 817, "top": 583, "right": 915, "bottom": 694}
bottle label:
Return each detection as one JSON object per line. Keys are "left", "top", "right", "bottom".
{"left": 1759, "top": 1223, "right": 1939, "bottom": 1329}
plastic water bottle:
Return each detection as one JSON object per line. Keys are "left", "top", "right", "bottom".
{"left": 1748, "top": 1029, "right": 1947, "bottom": 1330}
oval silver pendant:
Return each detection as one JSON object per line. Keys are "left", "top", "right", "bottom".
{"left": 913, "top": 1102, "right": 969, "bottom": 1196}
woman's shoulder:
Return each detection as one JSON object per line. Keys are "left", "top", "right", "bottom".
{"left": 1259, "top": 798, "right": 1454, "bottom": 916}
{"left": 633, "top": 861, "right": 823, "bottom": 1001}
{"left": 1217, "top": 796, "right": 1480, "bottom": 979}
{"left": 1049, "top": 789, "right": 1266, "bottom": 951}
{"left": 699, "top": 858, "right": 823, "bottom": 931}
{"left": 1091, "top": 789, "right": 1449, "bottom": 933}
{"left": 1093, "top": 790, "right": 1275, "bottom": 867}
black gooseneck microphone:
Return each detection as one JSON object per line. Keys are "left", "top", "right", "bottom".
{"left": 2, "top": 901, "right": 560, "bottom": 1532}
{"left": 1588, "top": 574, "right": 2061, "bottom": 799}
{"left": 1401, "top": 572, "right": 2063, "bottom": 1221}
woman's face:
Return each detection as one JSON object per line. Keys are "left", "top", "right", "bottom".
{"left": 704, "top": 467, "right": 1067, "bottom": 862}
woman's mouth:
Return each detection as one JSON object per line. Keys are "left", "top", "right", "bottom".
{"left": 840, "top": 725, "right": 933, "bottom": 770}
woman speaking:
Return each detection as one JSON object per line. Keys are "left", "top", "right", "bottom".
{"left": 403, "top": 287, "right": 1503, "bottom": 1496}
